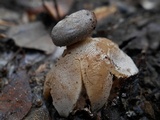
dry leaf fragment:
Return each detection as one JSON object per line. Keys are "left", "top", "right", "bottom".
{"left": 0, "top": 7, "right": 20, "bottom": 22}
{"left": 0, "top": 19, "right": 15, "bottom": 26}
{"left": 6, "top": 22, "right": 56, "bottom": 54}
{"left": 24, "top": 106, "right": 50, "bottom": 120}
{"left": 0, "top": 71, "right": 32, "bottom": 120}
{"left": 94, "top": 6, "right": 117, "bottom": 21}
{"left": 0, "top": 33, "right": 6, "bottom": 39}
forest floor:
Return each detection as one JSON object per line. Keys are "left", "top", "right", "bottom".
{"left": 0, "top": 0, "right": 160, "bottom": 120}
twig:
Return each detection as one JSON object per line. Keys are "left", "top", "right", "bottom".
{"left": 53, "top": 0, "right": 60, "bottom": 20}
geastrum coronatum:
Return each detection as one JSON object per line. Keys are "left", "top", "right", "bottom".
{"left": 43, "top": 10, "right": 139, "bottom": 117}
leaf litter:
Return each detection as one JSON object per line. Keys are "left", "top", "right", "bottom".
{"left": 0, "top": 0, "right": 160, "bottom": 119}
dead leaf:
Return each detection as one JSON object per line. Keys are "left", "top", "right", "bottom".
{"left": 0, "top": 7, "right": 20, "bottom": 22}
{"left": 94, "top": 6, "right": 117, "bottom": 22}
{"left": 16, "top": 0, "right": 43, "bottom": 9}
{"left": 142, "top": 101, "right": 155, "bottom": 119}
{"left": 0, "top": 19, "right": 15, "bottom": 26}
{"left": 0, "top": 70, "right": 32, "bottom": 120}
{"left": 24, "top": 106, "right": 50, "bottom": 120}
{"left": 35, "top": 63, "right": 47, "bottom": 74}
{"left": 0, "top": 33, "right": 6, "bottom": 39}
{"left": 6, "top": 21, "right": 56, "bottom": 54}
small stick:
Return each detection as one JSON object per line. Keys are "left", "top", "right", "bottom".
{"left": 53, "top": 0, "right": 60, "bottom": 20}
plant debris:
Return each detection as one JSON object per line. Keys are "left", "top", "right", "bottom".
{"left": 0, "top": 70, "right": 32, "bottom": 120}
{"left": 6, "top": 21, "right": 56, "bottom": 54}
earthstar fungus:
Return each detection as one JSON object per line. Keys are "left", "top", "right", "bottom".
{"left": 43, "top": 10, "right": 139, "bottom": 117}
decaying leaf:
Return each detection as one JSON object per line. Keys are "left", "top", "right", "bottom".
{"left": 142, "top": 101, "right": 155, "bottom": 119}
{"left": 0, "top": 70, "right": 32, "bottom": 120}
{"left": 0, "top": 7, "right": 20, "bottom": 21}
{"left": 24, "top": 106, "right": 50, "bottom": 120}
{"left": 94, "top": 6, "right": 117, "bottom": 21}
{"left": 43, "top": 37, "right": 138, "bottom": 117}
{"left": 0, "top": 33, "right": 6, "bottom": 39}
{"left": 0, "top": 19, "right": 15, "bottom": 26}
{"left": 6, "top": 21, "right": 56, "bottom": 54}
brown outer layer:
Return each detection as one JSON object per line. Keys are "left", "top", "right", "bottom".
{"left": 43, "top": 37, "right": 139, "bottom": 117}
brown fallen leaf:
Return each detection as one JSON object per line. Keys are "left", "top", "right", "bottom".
{"left": 35, "top": 63, "right": 47, "bottom": 74}
{"left": 0, "top": 19, "right": 15, "bottom": 26}
{"left": 94, "top": 6, "right": 117, "bottom": 22}
{"left": 142, "top": 101, "right": 155, "bottom": 119}
{"left": 0, "top": 33, "right": 6, "bottom": 39}
{"left": 0, "top": 70, "right": 32, "bottom": 120}
{"left": 6, "top": 21, "right": 56, "bottom": 54}
{"left": 24, "top": 106, "right": 50, "bottom": 120}
{"left": 0, "top": 7, "right": 20, "bottom": 22}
